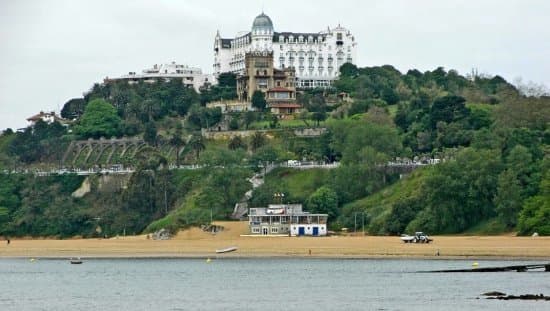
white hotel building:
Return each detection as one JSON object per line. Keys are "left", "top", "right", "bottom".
{"left": 214, "top": 13, "right": 357, "bottom": 88}
{"left": 107, "top": 62, "right": 214, "bottom": 92}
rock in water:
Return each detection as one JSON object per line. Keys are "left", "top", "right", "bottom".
{"left": 482, "top": 291, "right": 506, "bottom": 297}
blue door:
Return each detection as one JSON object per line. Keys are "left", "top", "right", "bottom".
{"left": 312, "top": 227, "right": 319, "bottom": 236}
{"left": 298, "top": 227, "right": 305, "bottom": 236}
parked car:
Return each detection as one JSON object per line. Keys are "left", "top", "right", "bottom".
{"left": 400, "top": 232, "right": 433, "bottom": 243}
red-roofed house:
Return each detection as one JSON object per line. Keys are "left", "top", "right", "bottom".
{"left": 236, "top": 51, "right": 301, "bottom": 115}
{"left": 26, "top": 111, "right": 68, "bottom": 126}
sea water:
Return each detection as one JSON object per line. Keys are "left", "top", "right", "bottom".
{"left": 0, "top": 258, "right": 549, "bottom": 311}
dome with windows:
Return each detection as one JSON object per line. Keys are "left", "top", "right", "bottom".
{"left": 252, "top": 12, "right": 273, "bottom": 33}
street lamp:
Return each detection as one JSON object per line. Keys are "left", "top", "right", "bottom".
{"left": 273, "top": 192, "right": 284, "bottom": 204}
{"left": 354, "top": 212, "right": 367, "bottom": 236}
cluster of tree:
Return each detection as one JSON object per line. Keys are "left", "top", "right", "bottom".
{"left": 6, "top": 120, "right": 69, "bottom": 164}
{"left": 335, "top": 92, "right": 549, "bottom": 234}
{"left": 199, "top": 72, "right": 237, "bottom": 104}
{"left": 336, "top": 63, "right": 518, "bottom": 107}
{"left": 64, "top": 78, "right": 200, "bottom": 138}
{"left": 2, "top": 62, "right": 549, "bottom": 236}
{"left": 0, "top": 174, "right": 88, "bottom": 237}
{"left": 297, "top": 88, "right": 329, "bottom": 126}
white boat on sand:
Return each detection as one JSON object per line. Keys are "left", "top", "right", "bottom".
{"left": 216, "top": 246, "right": 238, "bottom": 253}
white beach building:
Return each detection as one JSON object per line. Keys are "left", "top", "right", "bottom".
{"left": 248, "top": 204, "right": 328, "bottom": 236}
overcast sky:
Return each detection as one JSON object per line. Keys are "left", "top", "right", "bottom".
{"left": 1, "top": 0, "right": 549, "bottom": 130}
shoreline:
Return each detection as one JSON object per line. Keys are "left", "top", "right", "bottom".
{"left": 2, "top": 254, "right": 550, "bottom": 261}
{"left": 1, "top": 222, "right": 549, "bottom": 260}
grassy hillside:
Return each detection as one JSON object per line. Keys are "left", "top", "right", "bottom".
{"left": 338, "top": 168, "right": 430, "bottom": 235}
{"left": 249, "top": 167, "right": 331, "bottom": 207}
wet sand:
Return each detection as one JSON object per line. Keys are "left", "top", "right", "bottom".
{"left": 1, "top": 222, "right": 549, "bottom": 259}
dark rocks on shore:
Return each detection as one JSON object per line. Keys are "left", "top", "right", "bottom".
{"left": 482, "top": 292, "right": 550, "bottom": 300}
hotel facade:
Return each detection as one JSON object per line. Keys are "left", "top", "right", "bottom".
{"left": 214, "top": 13, "right": 357, "bottom": 89}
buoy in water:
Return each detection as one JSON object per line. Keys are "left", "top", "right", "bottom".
{"left": 30, "top": 258, "right": 36, "bottom": 262}
{"left": 206, "top": 258, "right": 212, "bottom": 263}
{"left": 472, "top": 262, "right": 479, "bottom": 267}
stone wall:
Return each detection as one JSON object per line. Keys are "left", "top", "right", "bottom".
{"left": 202, "top": 127, "right": 327, "bottom": 140}
{"left": 293, "top": 127, "right": 327, "bottom": 137}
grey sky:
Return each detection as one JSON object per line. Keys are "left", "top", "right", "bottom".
{"left": 1, "top": 0, "right": 549, "bottom": 130}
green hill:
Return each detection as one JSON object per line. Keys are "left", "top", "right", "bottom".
{"left": 0, "top": 64, "right": 549, "bottom": 237}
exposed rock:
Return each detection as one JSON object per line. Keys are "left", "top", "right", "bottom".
{"left": 482, "top": 291, "right": 506, "bottom": 297}
{"left": 201, "top": 224, "right": 224, "bottom": 234}
{"left": 71, "top": 177, "right": 91, "bottom": 198}
{"left": 152, "top": 228, "right": 171, "bottom": 240}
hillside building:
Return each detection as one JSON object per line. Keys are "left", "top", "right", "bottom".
{"left": 105, "top": 62, "right": 215, "bottom": 92}
{"left": 236, "top": 51, "right": 301, "bottom": 115}
{"left": 26, "top": 111, "right": 68, "bottom": 126}
{"left": 214, "top": 12, "right": 357, "bottom": 89}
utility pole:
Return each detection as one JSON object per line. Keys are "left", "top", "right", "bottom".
{"left": 354, "top": 213, "right": 357, "bottom": 233}
{"left": 164, "top": 188, "right": 168, "bottom": 215}
{"left": 362, "top": 213, "right": 365, "bottom": 236}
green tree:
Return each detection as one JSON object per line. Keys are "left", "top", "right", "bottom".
{"left": 243, "top": 111, "right": 256, "bottom": 129}
{"left": 506, "top": 144, "right": 539, "bottom": 198}
{"left": 429, "top": 95, "right": 469, "bottom": 129}
{"left": 228, "top": 135, "right": 246, "bottom": 150}
{"left": 269, "top": 113, "right": 279, "bottom": 128}
{"left": 250, "top": 131, "right": 266, "bottom": 151}
{"left": 311, "top": 111, "right": 327, "bottom": 126}
{"left": 417, "top": 148, "right": 503, "bottom": 233}
{"left": 250, "top": 145, "right": 278, "bottom": 174}
{"left": 518, "top": 171, "right": 550, "bottom": 235}
{"left": 8, "top": 120, "right": 67, "bottom": 164}
{"left": 251, "top": 90, "right": 266, "bottom": 111}
{"left": 187, "top": 106, "right": 222, "bottom": 129}
{"left": 60, "top": 98, "right": 86, "bottom": 119}
{"left": 217, "top": 72, "right": 237, "bottom": 88}
{"left": 189, "top": 135, "right": 206, "bottom": 160}
{"left": 339, "top": 63, "right": 359, "bottom": 78}
{"left": 229, "top": 117, "right": 239, "bottom": 130}
{"left": 494, "top": 169, "right": 522, "bottom": 228}
{"left": 75, "top": 99, "right": 121, "bottom": 139}
{"left": 143, "top": 122, "right": 158, "bottom": 146}
{"left": 169, "top": 125, "right": 185, "bottom": 166}
{"left": 306, "top": 186, "right": 339, "bottom": 221}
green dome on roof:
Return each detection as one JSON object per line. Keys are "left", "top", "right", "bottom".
{"left": 252, "top": 12, "right": 273, "bottom": 32}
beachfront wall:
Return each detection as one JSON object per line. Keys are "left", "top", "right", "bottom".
{"left": 248, "top": 204, "right": 328, "bottom": 236}
{"left": 291, "top": 224, "right": 327, "bottom": 236}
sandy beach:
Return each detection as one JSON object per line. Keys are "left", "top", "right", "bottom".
{"left": 1, "top": 221, "right": 549, "bottom": 259}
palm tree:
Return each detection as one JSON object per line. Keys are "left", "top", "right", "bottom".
{"left": 189, "top": 135, "right": 205, "bottom": 160}
{"left": 250, "top": 132, "right": 266, "bottom": 152}
{"left": 169, "top": 126, "right": 185, "bottom": 166}
{"left": 228, "top": 135, "right": 246, "bottom": 150}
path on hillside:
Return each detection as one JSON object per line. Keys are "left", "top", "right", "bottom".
{"left": 231, "top": 164, "right": 277, "bottom": 219}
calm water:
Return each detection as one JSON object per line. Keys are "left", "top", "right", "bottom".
{"left": 0, "top": 258, "right": 549, "bottom": 310}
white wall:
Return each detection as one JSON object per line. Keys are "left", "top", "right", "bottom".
{"left": 290, "top": 224, "right": 327, "bottom": 236}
